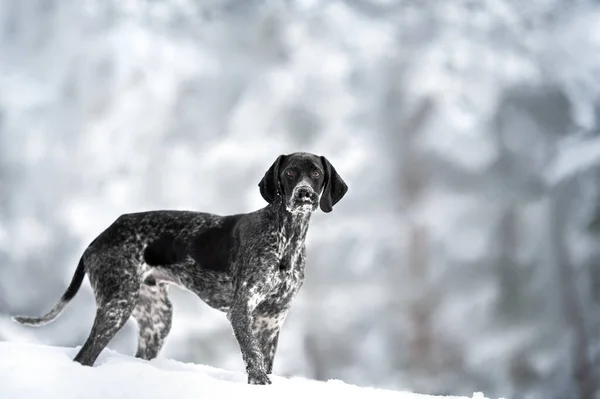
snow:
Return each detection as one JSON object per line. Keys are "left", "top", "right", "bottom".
{"left": 0, "top": 341, "right": 491, "bottom": 399}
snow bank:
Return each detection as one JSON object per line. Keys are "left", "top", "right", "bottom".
{"left": 0, "top": 342, "right": 490, "bottom": 399}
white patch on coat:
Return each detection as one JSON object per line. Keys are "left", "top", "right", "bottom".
{"left": 252, "top": 314, "right": 287, "bottom": 335}
{"left": 246, "top": 286, "right": 267, "bottom": 312}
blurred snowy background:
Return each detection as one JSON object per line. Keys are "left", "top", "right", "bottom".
{"left": 1, "top": 0, "right": 600, "bottom": 398}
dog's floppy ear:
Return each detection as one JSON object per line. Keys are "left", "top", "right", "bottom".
{"left": 259, "top": 154, "right": 286, "bottom": 204}
{"left": 319, "top": 156, "right": 348, "bottom": 213}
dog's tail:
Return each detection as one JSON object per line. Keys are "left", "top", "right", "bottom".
{"left": 12, "top": 257, "right": 86, "bottom": 327}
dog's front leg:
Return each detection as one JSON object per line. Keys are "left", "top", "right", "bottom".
{"left": 227, "top": 268, "right": 277, "bottom": 385}
{"left": 228, "top": 301, "right": 270, "bottom": 384}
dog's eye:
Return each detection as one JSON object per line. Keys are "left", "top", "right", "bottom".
{"left": 312, "top": 170, "right": 321, "bottom": 178}
{"left": 286, "top": 170, "right": 296, "bottom": 178}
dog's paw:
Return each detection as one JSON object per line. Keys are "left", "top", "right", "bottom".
{"left": 247, "top": 369, "right": 272, "bottom": 385}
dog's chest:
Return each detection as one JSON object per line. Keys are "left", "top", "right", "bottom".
{"left": 258, "top": 234, "right": 306, "bottom": 314}
{"left": 274, "top": 257, "right": 304, "bottom": 309}
{"left": 256, "top": 265, "right": 304, "bottom": 317}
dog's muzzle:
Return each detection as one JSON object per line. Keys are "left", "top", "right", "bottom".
{"left": 290, "top": 186, "right": 319, "bottom": 209}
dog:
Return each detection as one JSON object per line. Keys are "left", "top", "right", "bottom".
{"left": 13, "top": 152, "right": 348, "bottom": 385}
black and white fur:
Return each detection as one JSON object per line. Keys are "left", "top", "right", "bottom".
{"left": 12, "top": 152, "right": 348, "bottom": 385}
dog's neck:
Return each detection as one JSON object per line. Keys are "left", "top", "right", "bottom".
{"left": 263, "top": 199, "right": 311, "bottom": 271}
{"left": 266, "top": 197, "right": 313, "bottom": 243}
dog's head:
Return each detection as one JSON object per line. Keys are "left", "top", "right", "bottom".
{"left": 259, "top": 152, "right": 348, "bottom": 213}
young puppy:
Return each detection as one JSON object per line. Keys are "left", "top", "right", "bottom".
{"left": 13, "top": 152, "right": 348, "bottom": 385}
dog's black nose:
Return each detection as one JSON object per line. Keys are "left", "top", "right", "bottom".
{"left": 296, "top": 187, "right": 314, "bottom": 200}
{"left": 294, "top": 187, "right": 318, "bottom": 205}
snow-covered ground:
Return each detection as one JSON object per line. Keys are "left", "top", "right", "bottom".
{"left": 0, "top": 341, "right": 491, "bottom": 399}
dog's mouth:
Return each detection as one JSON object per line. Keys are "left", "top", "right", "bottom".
{"left": 288, "top": 197, "right": 318, "bottom": 213}
{"left": 296, "top": 197, "right": 313, "bottom": 204}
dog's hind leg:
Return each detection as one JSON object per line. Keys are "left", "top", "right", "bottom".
{"left": 132, "top": 282, "right": 172, "bottom": 360}
{"left": 73, "top": 259, "right": 140, "bottom": 366}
